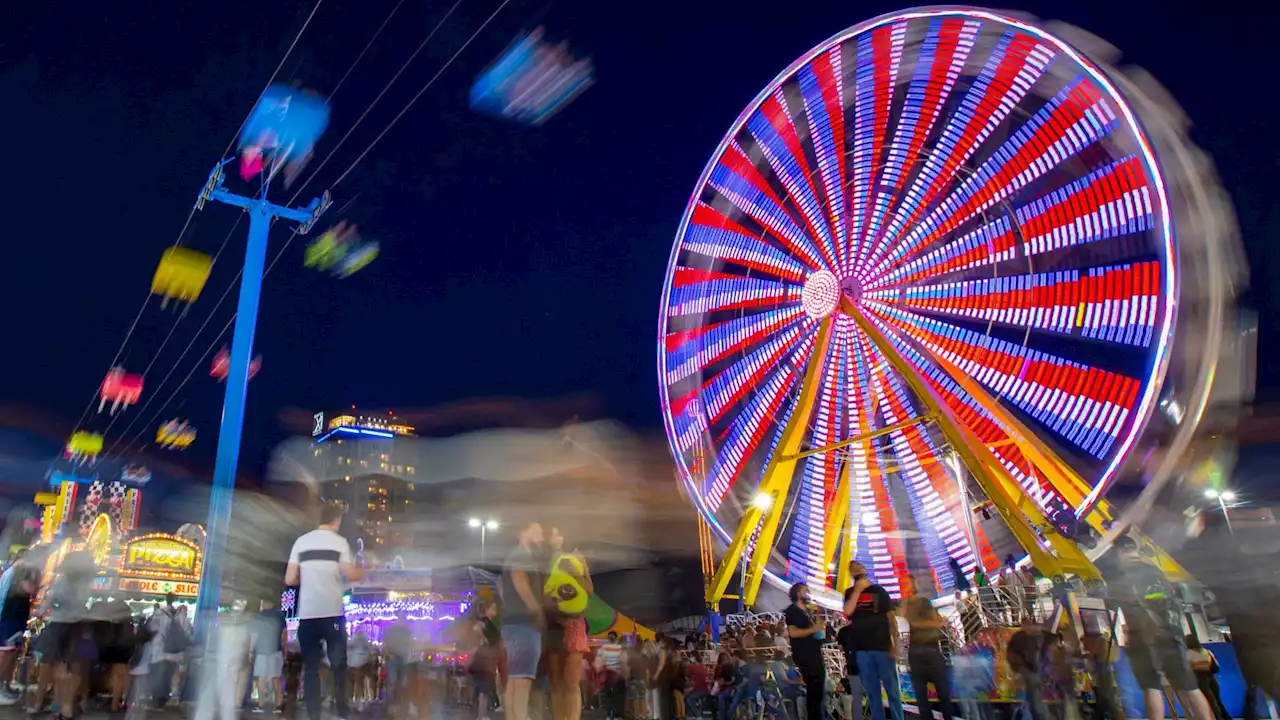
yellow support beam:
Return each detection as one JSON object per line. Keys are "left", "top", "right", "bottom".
{"left": 821, "top": 458, "right": 853, "bottom": 585}
{"left": 901, "top": 324, "right": 1190, "bottom": 581}
{"left": 850, "top": 309, "right": 1101, "bottom": 581}
{"left": 787, "top": 414, "right": 935, "bottom": 461}
{"left": 706, "top": 318, "right": 835, "bottom": 605}
{"left": 742, "top": 319, "right": 837, "bottom": 606}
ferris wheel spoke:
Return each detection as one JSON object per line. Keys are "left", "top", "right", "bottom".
{"left": 883, "top": 260, "right": 1161, "bottom": 347}
{"left": 867, "top": 301, "right": 1141, "bottom": 460}
{"left": 871, "top": 151, "right": 1157, "bottom": 293}
{"left": 870, "top": 346, "right": 987, "bottom": 589}
{"left": 746, "top": 93, "right": 841, "bottom": 271}
{"left": 857, "top": 17, "right": 981, "bottom": 277}
{"left": 872, "top": 76, "right": 1122, "bottom": 279}
{"left": 867, "top": 31, "right": 1056, "bottom": 273}
{"left": 665, "top": 272, "right": 798, "bottom": 318}
{"left": 789, "top": 322, "right": 850, "bottom": 585}
{"left": 710, "top": 144, "right": 830, "bottom": 271}
{"left": 683, "top": 205, "right": 812, "bottom": 282}
{"left": 861, "top": 311, "right": 1063, "bottom": 511}
{"left": 847, "top": 20, "right": 907, "bottom": 274}
{"left": 796, "top": 48, "right": 850, "bottom": 275}
{"left": 702, "top": 324, "right": 819, "bottom": 505}
{"left": 664, "top": 307, "right": 806, "bottom": 387}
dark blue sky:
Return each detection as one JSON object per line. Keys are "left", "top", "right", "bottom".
{"left": 1, "top": 0, "right": 1276, "bottom": 476}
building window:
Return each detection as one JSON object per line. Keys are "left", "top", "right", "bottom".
{"left": 407, "top": 466, "right": 415, "bottom": 475}
{"left": 408, "top": 483, "right": 415, "bottom": 490}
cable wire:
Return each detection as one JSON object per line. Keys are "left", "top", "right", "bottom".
{"left": 66, "top": 0, "right": 326, "bottom": 443}
{"left": 114, "top": 221, "right": 312, "bottom": 458}
{"left": 293, "top": 0, "right": 466, "bottom": 195}
{"left": 219, "top": 0, "right": 327, "bottom": 159}
{"left": 329, "top": 0, "right": 409, "bottom": 99}
{"left": 114, "top": 0, "right": 512, "bottom": 456}
{"left": 331, "top": 0, "right": 514, "bottom": 188}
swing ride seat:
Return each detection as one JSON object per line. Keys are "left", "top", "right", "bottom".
{"left": 151, "top": 247, "right": 213, "bottom": 305}
{"left": 99, "top": 368, "right": 143, "bottom": 412}
{"left": 66, "top": 432, "right": 103, "bottom": 458}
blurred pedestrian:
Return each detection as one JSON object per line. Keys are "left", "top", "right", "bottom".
{"left": 0, "top": 553, "right": 37, "bottom": 704}
{"left": 285, "top": 505, "right": 363, "bottom": 720}
{"left": 901, "top": 575, "right": 955, "bottom": 720}
{"left": 251, "top": 597, "right": 286, "bottom": 712}
{"left": 48, "top": 550, "right": 94, "bottom": 720}
{"left": 500, "top": 519, "right": 546, "bottom": 720}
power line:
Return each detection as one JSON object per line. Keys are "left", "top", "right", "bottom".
{"left": 113, "top": 0, "right": 513, "bottom": 457}
{"left": 332, "top": 0, "right": 515, "bottom": 188}
{"left": 293, "top": 0, "right": 466, "bottom": 196}
{"left": 65, "top": 0, "right": 326, "bottom": 444}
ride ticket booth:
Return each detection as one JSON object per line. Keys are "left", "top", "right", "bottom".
{"left": 91, "top": 533, "right": 202, "bottom": 613}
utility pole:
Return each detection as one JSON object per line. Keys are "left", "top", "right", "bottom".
{"left": 191, "top": 159, "right": 330, "bottom": 638}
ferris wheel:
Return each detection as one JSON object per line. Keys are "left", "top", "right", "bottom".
{"left": 658, "top": 7, "right": 1227, "bottom": 609}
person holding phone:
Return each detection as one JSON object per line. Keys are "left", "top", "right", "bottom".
{"left": 784, "top": 583, "right": 825, "bottom": 720}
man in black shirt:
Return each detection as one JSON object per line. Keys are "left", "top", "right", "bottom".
{"left": 783, "top": 582, "right": 826, "bottom": 720}
{"left": 842, "top": 562, "right": 902, "bottom": 720}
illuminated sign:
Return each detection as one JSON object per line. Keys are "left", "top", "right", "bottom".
{"left": 313, "top": 413, "right": 325, "bottom": 437}
{"left": 118, "top": 578, "right": 199, "bottom": 597}
{"left": 326, "top": 414, "right": 415, "bottom": 436}
{"left": 121, "top": 535, "right": 200, "bottom": 577}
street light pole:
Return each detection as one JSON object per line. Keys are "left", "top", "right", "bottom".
{"left": 469, "top": 518, "right": 500, "bottom": 567}
{"left": 1205, "top": 489, "right": 1237, "bottom": 537}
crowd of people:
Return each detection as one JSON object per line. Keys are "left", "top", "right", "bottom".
{"left": 0, "top": 505, "right": 1254, "bottom": 720}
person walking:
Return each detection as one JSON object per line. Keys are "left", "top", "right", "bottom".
{"left": 783, "top": 582, "right": 826, "bottom": 720}
{"left": 1110, "top": 536, "right": 1212, "bottom": 720}
{"left": 843, "top": 562, "right": 902, "bottom": 720}
{"left": 251, "top": 597, "right": 286, "bottom": 712}
{"left": 902, "top": 575, "right": 956, "bottom": 720}
{"left": 285, "top": 505, "right": 364, "bottom": 720}
{"left": 1006, "top": 618, "right": 1050, "bottom": 720}
{"left": 500, "top": 518, "right": 547, "bottom": 720}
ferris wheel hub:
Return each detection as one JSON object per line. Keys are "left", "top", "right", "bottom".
{"left": 801, "top": 270, "right": 841, "bottom": 319}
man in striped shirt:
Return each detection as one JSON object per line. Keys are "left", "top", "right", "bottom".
{"left": 286, "top": 506, "right": 364, "bottom": 720}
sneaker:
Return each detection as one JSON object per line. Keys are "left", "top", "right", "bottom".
{"left": 0, "top": 693, "right": 18, "bottom": 706}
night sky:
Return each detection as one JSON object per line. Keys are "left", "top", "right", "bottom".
{"left": 2, "top": 0, "right": 1276, "bottom": 477}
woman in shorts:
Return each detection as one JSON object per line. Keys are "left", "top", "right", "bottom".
{"left": 543, "top": 527, "right": 593, "bottom": 720}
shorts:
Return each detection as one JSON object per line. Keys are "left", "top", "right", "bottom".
{"left": 1128, "top": 637, "right": 1197, "bottom": 692}
{"left": 504, "top": 624, "right": 542, "bottom": 680}
{"left": 255, "top": 651, "right": 285, "bottom": 679}
{"left": 0, "top": 619, "right": 27, "bottom": 649}
{"left": 43, "top": 622, "right": 90, "bottom": 666}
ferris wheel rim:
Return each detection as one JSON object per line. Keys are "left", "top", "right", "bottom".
{"left": 656, "top": 5, "right": 1181, "bottom": 558}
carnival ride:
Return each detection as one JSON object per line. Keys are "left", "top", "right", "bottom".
{"left": 41, "top": 0, "right": 595, "bottom": 630}
{"left": 661, "top": 7, "right": 1240, "bottom": 610}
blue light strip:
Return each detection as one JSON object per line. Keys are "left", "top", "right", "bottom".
{"left": 314, "top": 426, "right": 397, "bottom": 444}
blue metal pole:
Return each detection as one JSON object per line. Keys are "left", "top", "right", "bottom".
{"left": 193, "top": 200, "right": 272, "bottom": 639}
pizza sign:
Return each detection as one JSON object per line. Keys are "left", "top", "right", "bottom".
{"left": 118, "top": 578, "right": 199, "bottom": 597}
{"left": 123, "top": 536, "right": 199, "bottom": 575}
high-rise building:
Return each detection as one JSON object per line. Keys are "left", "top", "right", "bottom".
{"left": 310, "top": 410, "right": 419, "bottom": 549}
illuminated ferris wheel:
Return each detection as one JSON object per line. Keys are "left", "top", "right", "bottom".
{"left": 657, "top": 7, "right": 1230, "bottom": 609}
